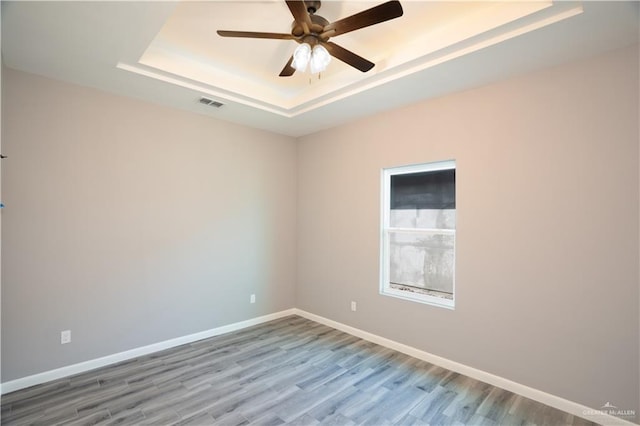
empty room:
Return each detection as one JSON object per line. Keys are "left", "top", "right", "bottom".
{"left": 1, "top": 1, "right": 639, "bottom": 425}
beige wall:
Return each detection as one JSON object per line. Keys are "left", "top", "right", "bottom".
{"left": 297, "top": 45, "right": 639, "bottom": 415}
{"left": 1, "top": 68, "right": 297, "bottom": 381}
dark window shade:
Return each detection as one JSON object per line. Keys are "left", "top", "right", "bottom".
{"left": 391, "top": 169, "right": 455, "bottom": 210}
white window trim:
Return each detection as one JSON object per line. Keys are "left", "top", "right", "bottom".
{"left": 380, "top": 160, "right": 456, "bottom": 309}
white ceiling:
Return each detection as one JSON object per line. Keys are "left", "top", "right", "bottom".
{"left": 2, "top": 1, "right": 639, "bottom": 137}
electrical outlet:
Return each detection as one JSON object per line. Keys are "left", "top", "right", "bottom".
{"left": 61, "top": 330, "right": 71, "bottom": 344}
{"left": 250, "top": 294, "right": 256, "bottom": 304}
{"left": 351, "top": 301, "right": 357, "bottom": 312}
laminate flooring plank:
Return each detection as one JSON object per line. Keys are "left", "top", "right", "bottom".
{"left": 65, "top": 409, "right": 112, "bottom": 426}
{"left": 172, "top": 384, "right": 244, "bottom": 419}
{"left": 320, "top": 366, "right": 376, "bottom": 393}
{"left": 178, "top": 365, "right": 243, "bottom": 391}
{"left": 287, "top": 413, "right": 320, "bottom": 426}
{"left": 445, "top": 380, "right": 493, "bottom": 424}
{"left": 174, "top": 410, "right": 216, "bottom": 426}
{"left": 246, "top": 412, "right": 285, "bottom": 426}
{"left": 92, "top": 365, "right": 160, "bottom": 389}
{"left": 238, "top": 385, "right": 299, "bottom": 422}
{"left": 408, "top": 385, "right": 459, "bottom": 422}
{"left": 265, "top": 365, "right": 325, "bottom": 393}
{"left": 337, "top": 386, "right": 390, "bottom": 423}
{"left": 316, "top": 412, "right": 355, "bottom": 426}
{"left": 89, "top": 359, "right": 140, "bottom": 376}
{"left": 30, "top": 406, "right": 78, "bottom": 426}
{"left": 139, "top": 405, "right": 181, "bottom": 425}
{"left": 123, "top": 363, "right": 188, "bottom": 387}
{"left": 149, "top": 364, "right": 199, "bottom": 388}
{"left": 4, "top": 380, "right": 106, "bottom": 425}
{"left": 380, "top": 357, "right": 425, "bottom": 391}
{"left": 108, "top": 382, "right": 187, "bottom": 417}
{"left": 476, "top": 386, "right": 518, "bottom": 423}
{"left": 238, "top": 363, "right": 304, "bottom": 393}
{"left": 311, "top": 347, "right": 362, "bottom": 370}
{"left": 295, "top": 364, "right": 345, "bottom": 391}
{"left": 75, "top": 383, "right": 150, "bottom": 418}
{"left": 272, "top": 385, "right": 339, "bottom": 423}
{"left": 1, "top": 316, "right": 599, "bottom": 426}
{"left": 210, "top": 386, "right": 276, "bottom": 420}
{"left": 395, "top": 413, "right": 424, "bottom": 426}
{"left": 352, "top": 363, "right": 398, "bottom": 391}
{"left": 1, "top": 379, "right": 72, "bottom": 405}
{"left": 1, "top": 406, "right": 56, "bottom": 426}
{"left": 8, "top": 378, "right": 98, "bottom": 416}
{"left": 0, "top": 405, "right": 10, "bottom": 420}
{"left": 100, "top": 409, "right": 146, "bottom": 426}
{"left": 232, "top": 346, "right": 287, "bottom": 369}
{"left": 413, "top": 364, "right": 455, "bottom": 393}
{"left": 211, "top": 411, "right": 250, "bottom": 426}
{"left": 375, "top": 385, "right": 428, "bottom": 424}
{"left": 466, "top": 413, "right": 498, "bottom": 426}
{"left": 305, "top": 385, "right": 361, "bottom": 422}
{"left": 205, "top": 382, "right": 275, "bottom": 419}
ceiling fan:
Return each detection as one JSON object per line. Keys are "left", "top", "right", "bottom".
{"left": 217, "top": 0, "right": 403, "bottom": 77}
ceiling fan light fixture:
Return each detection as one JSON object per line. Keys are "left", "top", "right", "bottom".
{"left": 310, "top": 44, "right": 331, "bottom": 74}
{"left": 292, "top": 43, "right": 312, "bottom": 72}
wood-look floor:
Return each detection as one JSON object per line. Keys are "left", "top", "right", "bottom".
{"left": 1, "top": 316, "right": 596, "bottom": 426}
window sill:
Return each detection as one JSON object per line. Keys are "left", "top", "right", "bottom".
{"left": 380, "top": 287, "right": 455, "bottom": 310}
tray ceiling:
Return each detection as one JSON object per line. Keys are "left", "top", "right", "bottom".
{"left": 3, "top": 1, "right": 639, "bottom": 136}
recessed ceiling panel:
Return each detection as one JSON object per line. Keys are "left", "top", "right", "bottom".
{"left": 118, "top": 1, "right": 582, "bottom": 116}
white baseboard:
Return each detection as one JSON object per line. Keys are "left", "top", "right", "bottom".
{"left": 292, "top": 308, "right": 638, "bottom": 426}
{"left": 0, "top": 308, "right": 296, "bottom": 395}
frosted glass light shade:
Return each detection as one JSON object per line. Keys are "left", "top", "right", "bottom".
{"left": 292, "top": 43, "right": 311, "bottom": 72}
{"left": 310, "top": 44, "right": 331, "bottom": 74}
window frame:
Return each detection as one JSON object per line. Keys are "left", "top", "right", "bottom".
{"left": 380, "top": 160, "right": 456, "bottom": 309}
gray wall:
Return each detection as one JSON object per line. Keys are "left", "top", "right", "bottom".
{"left": 297, "top": 45, "right": 639, "bottom": 416}
{"left": 1, "top": 68, "right": 297, "bottom": 381}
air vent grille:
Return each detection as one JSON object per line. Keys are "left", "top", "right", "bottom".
{"left": 199, "top": 97, "right": 224, "bottom": 108}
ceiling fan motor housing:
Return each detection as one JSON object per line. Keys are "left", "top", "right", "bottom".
{"left": 292, "top": 13, "right": 329, "bottom": 38}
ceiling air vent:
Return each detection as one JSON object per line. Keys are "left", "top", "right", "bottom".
{"left": 199, "top": 97, "right": 224, "bottom": 108}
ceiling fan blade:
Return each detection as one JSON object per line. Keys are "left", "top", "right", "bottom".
{"left": 217, "top": 30, "right": 294, "bottom": 40}
{"left": 285, "top": 1, "right": 312, "bottom": 34}
{"left": 279, "top": 56, "right": 296, "bottom": 77}
{"left": 322, "top": 1, "right": 403, "bottom": 38}
{"left": 322, "top": 41, "right": 375, "bottom": 72}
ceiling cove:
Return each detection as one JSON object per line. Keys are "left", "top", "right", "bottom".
{"left": 117, "top": 1, "right": 582, "bottom": 118}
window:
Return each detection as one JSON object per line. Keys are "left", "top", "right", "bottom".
{"left": 380, "top": 160, "right": 456, "bottom": 308}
